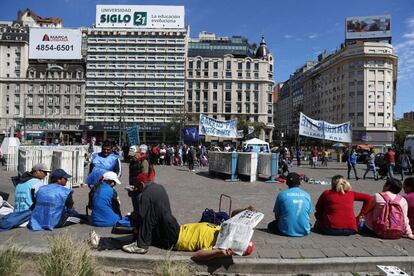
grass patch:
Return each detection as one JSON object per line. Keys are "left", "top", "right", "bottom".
{"left": 0, "top": 243, "right": 23, "bottom": 276}
{"left": 153, "top": 251, "right": 192, "bottom": 276}
{"left": 38, "top": 233, "right": 99, "bottom": 276}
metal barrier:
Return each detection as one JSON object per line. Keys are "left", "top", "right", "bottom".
{"left": 208, "top": 152, "right": 239, "bottom": 181}
{"left": 16, "top": 146, "right": 87, "bottom": 188}
{"left": 237, "top": 152, "right": 258, "bottom": 182}
{"left": 258, "top": 153, "right": 279, "bottom": 183}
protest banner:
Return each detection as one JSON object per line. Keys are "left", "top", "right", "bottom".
{"left": 199, "top": 114, "right": 237, "bottom": 138}
{"left": 126, "top": 125, "right": 140, "bottom": 145}
{"left": 299, "top": 112, "right": 352, "bottom": 143}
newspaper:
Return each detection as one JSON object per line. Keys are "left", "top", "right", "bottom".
{"left": 213, "top": 210, "right": 264, "bottom": 256}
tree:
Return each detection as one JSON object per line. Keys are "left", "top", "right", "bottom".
{"left": 394, "top": 119, "right": 414, "bottom": 147}
{"left": 236, "top": 115, "right": 265, "bottom": 140}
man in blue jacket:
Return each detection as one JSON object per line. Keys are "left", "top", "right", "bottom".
{"left": 86, "top": 140, "right": 121, "bottom": 188}
{"left": 14, "top": 163, "right": 50, "bottom": 212}
{"left": 29, "top": 169, "right": 82, "bottom": 231}
{"left": 89, "top": 171, "right": 122, "bottom": 227}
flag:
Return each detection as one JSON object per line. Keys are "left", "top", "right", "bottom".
{"left": 248, "top": 126, "right": 255, "bottom": 135}
{"left": 182, "top": 127, "right": 199, "bottom": 142}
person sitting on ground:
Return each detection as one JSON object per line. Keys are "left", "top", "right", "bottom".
{"left": 314, "top": 175, "right": 372, "bottom": 236}
{"left": 14, "top": 163, "right": 50, "bottom": 213}
{"left": 363, "top": 178, "right": 414, "bottom": 240}
{"left": 403, "top": 177, "right": 414, "bottom": 231}
{"left": 267, "top": 172, "right": 312, "bottom": 237}
{"left": 29, "top": 169, "right": 83, "bottom": 231}
{"left": 88, "top": 172, "right": 122, "bottom": 227}
{"left": 86, "top": 140, "right": 121, "bottom": 188}
{"left": 89, "top": 172, "right": 256, "bottom": 260}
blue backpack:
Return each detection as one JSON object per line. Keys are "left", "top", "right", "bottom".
{"left": 200, "top": 208, "right": 229, "bottom": 226}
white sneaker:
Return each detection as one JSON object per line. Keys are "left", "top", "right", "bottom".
{"left": 121, "top": 242, "right": 148, "bottom": 254}
{"left": 89, "top": 230, "right": 100, "bottom": 249}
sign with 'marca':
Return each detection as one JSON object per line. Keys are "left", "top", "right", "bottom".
{"left": 29, "top": 28, "right": 82, "bottom": 60}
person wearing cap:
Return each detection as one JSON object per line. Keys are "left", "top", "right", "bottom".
{"left": 14, "top": 163, "right": 50, "bottom": 213}
{"left": 88, "top": 171, "right": 122, "bottom": 227}
{"left": 29, "top": 169, "right": 82, "bottom": 231}
{"left": 267, "top": 172, "right": 313, "bottom": 237}
{"left": 86, "top": 140, "right": 121, "bottom": 188}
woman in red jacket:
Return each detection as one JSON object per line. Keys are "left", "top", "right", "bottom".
{"left": 314, "top": 175, "right": 372, "bottom": 235}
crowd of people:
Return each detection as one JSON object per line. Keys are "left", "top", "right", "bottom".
{"left": 2, "top": 139, "right": 414, "bottom": 262}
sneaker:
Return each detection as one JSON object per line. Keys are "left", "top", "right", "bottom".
{"left": 122, "top": 242, "right": 148, "bottom": 254}
{"left": 89, "top": 230, "right": 100, "bottom": 249}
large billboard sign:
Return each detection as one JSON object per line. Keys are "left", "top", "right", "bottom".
{"left": 346, "top": 15, "right": 391, "bottom": 40}
{"left": 96, "top": 5, "right": 184, "bottom": 29}
{"left": 29, "top": 28, "right": 82, "bottom": 60}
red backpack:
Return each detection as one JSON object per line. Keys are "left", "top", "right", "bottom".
{"left": 373, "top": 192, "right": 405, "bottom": 239}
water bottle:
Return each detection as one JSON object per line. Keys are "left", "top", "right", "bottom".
{"left": 358, "top": 217, "right": 365, "bottom": 230}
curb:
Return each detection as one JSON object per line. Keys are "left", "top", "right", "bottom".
{"left": 15, "top": 246, "right": 414, "bottom": 274}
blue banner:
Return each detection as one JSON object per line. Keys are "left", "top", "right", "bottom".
{"left": 182, "top": 127, "right": 199, "bottom": 142}
{"left": 199, "top": 114, "right": 238, "bottom": 138}
{"left": 126, "top": 125, "right": 140, "bottom": 145}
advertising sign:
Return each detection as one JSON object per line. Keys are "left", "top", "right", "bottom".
{"left": 199, "top": 114, "right": 237, "bottom": 138}
{"left": 96, "top": 5, "right": 184, "bottom": 29}
{"left": 29, "top": 28, "right": 82, "bottom": 60}
{"left": 346, "top": 15, "right": 391, "bottom": 40}
{"left": 299, "top": 113, "right": 352, "bottom": 143}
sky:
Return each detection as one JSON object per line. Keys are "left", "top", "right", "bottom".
{"left": 1, "top": 0, "right": 413, "bottom": 118}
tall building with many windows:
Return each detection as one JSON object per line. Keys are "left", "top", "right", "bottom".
{"left": 186, "top": 32, "right": 274, "bottom": 142}
{"left": 0, "top": 9, "right": 63, "bottom": 139}
{"left": 85, "top": 28, "right": 187, "bottom": 143}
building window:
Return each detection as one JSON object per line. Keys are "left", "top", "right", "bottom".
{"left": 254, "top": 83, "right": 259, "bottom": 91}
{"left": 188, "top": 91, "right": 192, "bottom": 100}
{"left": 204, "top": 71, "right": 208, "bottom": 77}
{"left": 213, "top": 72, "right": 218, "bottom": 77}
{"left": 203, "top": 102, "right": 208, "bottom": 112}
{"left": 237, "top": 83, "right": 242, "bottom": 90}
{"left": 204, "top": 62, "right": 209, "bottom": 69}
{"left": 267, "top": 105, "right": 272, "bottom": 114}
{"left": 196, "top": 82, "right": 201, "bottom": 89}
{"left": 238, "top": 72, "right": 242, "bottom": 78}
{"left": 213, "top": 62, "right": 218, "bottom": 69}
{"left": 238, "top": 63, "right": 242, "bottom": 70}
{"left": 225, "top": 82, "right": 231, "bottom": 90}
{"left": 226, "top": 71, "right": 232, "bottom": 78}
{"left": 254, "top": 63, "right": 259, "bottom": 71}
{"left": 225, "top": 103, "right": 231, "bottom": 113}
{"left": 226, "top": 61, "right": 231, "bottom": 70}
{"left": 246, "top": 83, "right": 251, "bottom": 90}
{"left": 196, "top": 91, "right": 200, "bottom": 101}
{"left": 246, "top": 62, "right": 250, "bottom": 70}
{"left": 254, "top": 103, "right": 258, "bottom": 113}
{"left": 213, "top": 92, "right": 217, "bottom": 101}
{"left": 187, "top": 102, "right": 192, "bottom": 112}
{"left": 213, "top": 103, "right": 217, "bottom": 112}
{"left": 225, "top": 92, "right": 231, "bottom": 101}
{"left": 195, "top": 103, "right": 200, "bottom": 112}
{"left": 245, "top": 103, "right": 250, "bottom": 113}
{"left": 237, "top": 92, "right": 242, "bottom": 101}
{"left": 203, "top": 82, "right": 208, "bottom": 89}
{"left": 189, "top": 61, "right": 193, "bottom": 69}
{"left": 196, "top": 60, "right": 201, "bottom": 69}
{"left": 267, "top": 116, "right": 272, "bottom": 123}
{"left": 254, "top": 92, "right": 258, "bottom": 102}
{"left": 213, "top": 82, "right": 218, "bottom": 89}
{"left": 246, "top": 92, "right": 250, "bottom": 102}
{"left": 267, "top": 94, "right": 272, "bottom": 102}
{"left": 203, "top": 91, "right": 208, "bottom": 100}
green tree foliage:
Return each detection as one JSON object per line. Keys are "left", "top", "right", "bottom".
{"left": 394, "top": 119, "right": 414, "bottom": 147}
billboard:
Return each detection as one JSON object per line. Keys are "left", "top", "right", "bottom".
{"left": 199, "top": 114, "right": 238, "bottom": 138}
{"left": 96, "top": 5, "right": 184, "bottom": 29}
{"left": 29, "top": 28, "right": 82, "bottom": 60}
{"left": 346, "top": 15, "right": 391, "bottom": 40}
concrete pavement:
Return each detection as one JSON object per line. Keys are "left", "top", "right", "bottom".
{"left": 1, "top": 160, "right": 413, "bottom": 275}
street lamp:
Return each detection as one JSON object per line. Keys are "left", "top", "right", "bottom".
{"left": 110, "top": 81, "right": 132, "bottom": 146}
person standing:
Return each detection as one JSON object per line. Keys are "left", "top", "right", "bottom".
{"left": 384, "top": 147, "right": 396, "bottom": 179}
{"left": 86, "top": 140, "right": 121, "bottom": 188}
{"left": 14, "top": 163, "right": 50, "bottom": 212}
{"left": 363, "top": 148, "right": 378, "bottom": 180}
{"left": 188, "top": 146, "right": 195, "bottom": 171}
{"left": 322, "top": 148, "right": 329, "bottom": 166}
{"left": 347, "top": 149, "right": 359, "bottom": 180}
{"left": 296, "top": 148, "right": 302, "bottom": 167}
{"left": 400, "top": 150, "right": 412, "bottom": 181}
{"left": 267, "top": 173, "right": 312, "bottom": 236}
{"left": 310, "top": 147, "right": 318, "bottom": 168}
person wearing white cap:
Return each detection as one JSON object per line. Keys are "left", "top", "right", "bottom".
{"left": 14, "top": 163, "right": 50, "bottom": 213}
{"left": 88, "top": 171, "right": 122, "bottom": 227}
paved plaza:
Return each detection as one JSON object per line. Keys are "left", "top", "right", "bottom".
{"left": 1, "top": 160, "right": 414, "bottom": 274}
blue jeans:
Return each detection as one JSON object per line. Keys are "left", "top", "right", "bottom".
{"left": 363, "top": 164, "right": 378, "bottom": 180}
{"left": 387, "top": 163, "right": 395, "bottom": 179}
{"left": 401, "top": 167, "right": 409, "bottom": 181}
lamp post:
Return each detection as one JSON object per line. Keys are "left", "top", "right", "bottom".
{"left": 110, "top": 81, "right": 131, "bottom": 146}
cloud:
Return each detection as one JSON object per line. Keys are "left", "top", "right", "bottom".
{"left": 395, "top": 16, "right": 414, "bottom": 81}
{"left": 308, "top": 33, "right": 319, "bottom": 39}
{"left": 284, "top": 34, "right": 293, "bottom": 39}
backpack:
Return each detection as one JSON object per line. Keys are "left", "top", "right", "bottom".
{"left": 373, "top": 192, "right": 405, "bottom": 239}
{"left": 200, "top": 208, "right": 229, "bottom": 226}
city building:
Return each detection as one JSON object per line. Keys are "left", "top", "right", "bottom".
{"left": 404, "top": 111, "right": 414, "bottom": 120}
{"left": 274, "top": 81, "right": 291, "bottom": 146}
{"left": 85, "top": 6, "right": 187, "bottom": 143}
{"left": 302, "top": 41, "right": 397, "bottom": 146}
{"left": 186, "top": 32, "right": 274, "bottom": 142}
